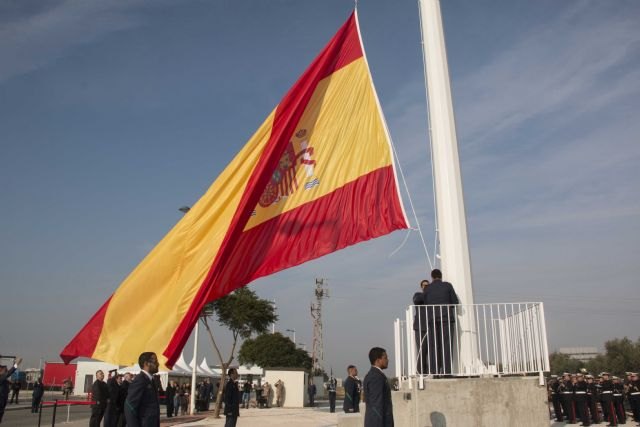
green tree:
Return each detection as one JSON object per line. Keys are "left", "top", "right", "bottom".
{"left": 549, "top": 351, "right": 584, "bottom": 375}
{"left": 201, "top": 287, "right": 277, "bottom": 418}
{"left": 238, "top": 332, "right": 312, "bottom": 370}
{"left": 586, "top": 337, "right": 640, "bottom": 376}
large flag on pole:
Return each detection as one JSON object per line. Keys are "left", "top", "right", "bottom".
{"left": 61, "top": 11, "right": 409, "bottom": 369}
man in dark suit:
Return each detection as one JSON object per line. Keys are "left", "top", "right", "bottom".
{"left": 223, "top": 368, "right": 240, "bottom": 427}
{"left": 104, "top": 372, "right": 121, "bottom": 427}
{"left": 363, "top": 347, "right": 393, "bottom": 427}
{"left": 423, "top": 269, "right": 459, "bottom": 376}
{"left": 164, "top": 381, "right": 176, "bottom": 418}
{"left": 90, "top": 370, "right": 109, "bottom": 427}
{"left": 413, "top": 280, "right": 429, "bottom": 374}
{"left": 124, "top": 352, "right": 160, "bottom": 427}
{"left": 342, "top": 365, "right": 360, "bottom": 413}
{"left": 31, "top": 377, "right": 44, "bottom": 413}
{"left": 0, "top": 356, "right": 22, "bottom": 423}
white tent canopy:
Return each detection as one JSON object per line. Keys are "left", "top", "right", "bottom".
{"left": 189, "top": 356, "right": 215, "bottom": 377}
{"left": 173, "top": 353, "right": 192, "bottom": 375}
{"left": 199, "top": 357, "right": 220, "bottom": 377}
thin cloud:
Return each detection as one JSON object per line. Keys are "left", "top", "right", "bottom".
{"left": 0, "top": 0, "right": 155, "bottom": 84}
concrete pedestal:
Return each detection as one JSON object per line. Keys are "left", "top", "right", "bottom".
{"left": 338, "top": 377, "right": 549, "bottom": 427}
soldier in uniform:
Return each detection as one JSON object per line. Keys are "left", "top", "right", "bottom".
{"left": 600, "top": 372, "right": 617, "bottom": 426}
{"left": 343, "top": 365, "right": 361, "bottom": 413}
{"left": 627, "top": 372, "right": 640, "bottom": 425}
{"left": 326, "top": 377, "right": 337, "bottom": 413}
{"left": 560, "top": 372, "right": 577, "bottom": 424}
{"left": 612, "top": 376, "right": 626, "bottom": 425}
{"left": 585, "top": 374, "right": 601, "bottom": 425}
{"left": 574, "top": 373, "right": 591, "bottom": 426}
{"left": 549, "top": 375, "right": 564, "bottom": 422}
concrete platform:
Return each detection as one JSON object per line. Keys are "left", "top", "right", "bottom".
{"left": 392, "top": 376, "right": 549, "bottom": 427}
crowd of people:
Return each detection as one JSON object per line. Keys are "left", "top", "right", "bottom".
{"left": 548, "top": 371, "right": 640, "bottom": 426}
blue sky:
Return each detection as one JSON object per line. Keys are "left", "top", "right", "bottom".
{"left": 1, "top": 0, "right": 639, "bottom": 375}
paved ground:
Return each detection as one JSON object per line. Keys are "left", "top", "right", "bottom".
{"left": 2, "top": 397, "right": 339, "bottom": 427}
{"left": 172, "top": 406, "right": 340, "bottom": 427}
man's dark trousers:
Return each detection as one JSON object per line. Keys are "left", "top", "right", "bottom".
{"left": 427, "top": 320, "right": 454, "bottom": 375}
{"left": 329, "top": 391, "right": 336, "bottom": 412}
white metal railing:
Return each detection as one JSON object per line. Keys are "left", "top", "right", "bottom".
{"left": 394, "top": 303, "right": 550, "bottom": 385}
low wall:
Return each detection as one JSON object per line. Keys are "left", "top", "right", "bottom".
{"left": 338, "top": 376, "right": 549, "bottom": 427}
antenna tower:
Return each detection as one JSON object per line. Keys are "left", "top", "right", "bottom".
{"left": 310, "top": 278, "right": 329, "bottom": 373}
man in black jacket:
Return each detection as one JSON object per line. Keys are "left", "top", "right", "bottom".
{"left": 124, "top": 352, "right": 160, "bottom": 427}
{"left": 31, "top": 377, "right": 44, "bottom": 413}
{"left": 105, "top": 372, "right": 121, "bottom": 427}
{"left": 423, "top": 269, "right": 459, "bottom": 376}
{"left": 413, "top": 280, "right": 429, "bottom": 374}
{"left": 223, "top": 368, "right": 240, "bottom": 427}
{"left": 363, "top": 347, "right": 393, "bottom": 427}
{"left": 90, "top": 370, "right": 109, "bottom": 427}
{"left": 165, "top": 381, "right": 176, "bottom": 418}
{"left": 0, "top": 357, "right": 21, "bottom": 423}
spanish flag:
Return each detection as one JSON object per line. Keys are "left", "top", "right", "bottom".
{"left": 61, "top": 11, "right": 409, "bottom": 368}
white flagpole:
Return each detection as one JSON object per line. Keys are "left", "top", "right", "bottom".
{"left": 418, "top": 0, "right": 477, "bottom": 373}
{"left": 190, "top": 321, "right": 199, "bottom": 415}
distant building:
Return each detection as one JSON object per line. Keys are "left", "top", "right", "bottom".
{"left": 558, "top": 347, "right": 600, "bottom": 362}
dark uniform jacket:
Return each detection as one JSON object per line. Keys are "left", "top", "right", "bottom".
{"left": 124, "top": 372, "right": 160, "bottom": 427}
{"left": 343, "top": 376, "right": 361, "bottom": 413}
{"left": 363, "top": 367, "right": 394, "bottom": 427}
{"left": 92, "top": 379, "right": 110, "bottom": 409}
{"left": 412, "top": 292, "right": 427, "bottom": 331}
{"left": 32, "top": 381, "right": 44, "bottom": 399}
{"left": 224, "top": 379, "right": 240, "bottom": 417}
{"left": 423, "top": 279, "right": 459, "bottom": 323}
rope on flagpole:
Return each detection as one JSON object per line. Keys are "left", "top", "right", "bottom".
{"left": 388, "top": 135, "right": 434, "bottom": 271}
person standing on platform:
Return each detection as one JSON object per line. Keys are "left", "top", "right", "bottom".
{"left": 343, "top": 365, "right": 360, "bottom": 413}
{"left": 124, "top": 352, "right": 160, "bottom": 427}
{"left": 307, "top": 379, "right": 316, "bottom": 407}
{"left": 90, "top": 370, "right": 109, "bottom": 427}
{"left": 223, "top": 368, "right": 240, "bottom": 427}
{"left": 412, "top": 280, "right": 429, "bottom": 375}
{"left": 0, "top": 357, "right": 21, "bottom": 424}
{"left": 31, "top": 377, "right": 44, "bottom": 413}
{"left": 363, "top": 347, "right": 394, "bottom": 427}
{"left": 423, "top": 269, "right": 459, "bottom": 376}
{"left": 327, "top": 377, "right": 337, "bottom": 413}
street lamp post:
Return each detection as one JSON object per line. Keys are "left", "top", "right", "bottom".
{"left": 285, "top": 329, "right": 296, "bottom": 343}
